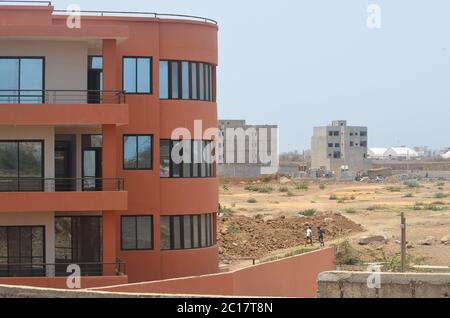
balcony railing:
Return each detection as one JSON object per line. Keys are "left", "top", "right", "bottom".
{"left": 0, "top": 177, "right": 125, "bottom": 192}
{"left": 0, "top": 260, "right": 126, "bottom": 278}
{"left": 0, "top": 90, "right": 126, "bottom": 104}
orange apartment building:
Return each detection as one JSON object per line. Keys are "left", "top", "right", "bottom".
{"left": 0, "top": 2, "right": 219, "bottom": 287}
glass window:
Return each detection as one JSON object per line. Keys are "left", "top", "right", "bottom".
{"left": 89, "top": 56, "right": 103, "bottom": 70}
{"left": 123, "top": 135, "right": 153, "bottom": 170}
{"left": 123, "top": 58, "right": 136, "bottom": 93}
{"left": 19, "top": 142, "right": 43, "bottom": 178}
{"left": 208, "top": 65, "right": 213, "bottom": 101}
{"left": 137, "top": 58, "right": 151, "bottom": 93}
{"left": 204, "top": 64, "right": 210, "bottom": 101}
{"left": 200, "top": 214, "right": 207, "bottom": 247}
{"left": 160, "top": 216, "right": 170, "bottom": 250}
{"left": 170, "top": 61, "right": 179, "bottom": 99}
{"left": 159, "top": 61, "right": 169, "bottom": 99}
{"left": 183, "top": 216, "right": 192, "bottom": 249}
{"left": 0, "top": 58, "right": 44, "bottom": 104}
{"left": 182, "top": 62, "right": 190, "bottom": 99}
{"left": 160, "top": 140, "right": 170, "bottom": 178}
{"left": 182, "top": 140, "right": 192, "bottom": 178}
{"left": 123, "top": 57, "right": 152, "bottom": 94}
{"left": 173, "top": 216, "right": 181, "bottom": 249}
{"left": 160, "top": 214, "right": 214, "bottom": 251}
{"left": 171, "top": 141, "right": 182, "bottom": 178}
{"left": 191, "top": 62, "right": 198, "bottom": 100}
{"left": 121, "top": 216, "right": 153, "bottom": 250}
{"left": 199, "top": 63, "right": 205, "bottom": 100}
{"left": 0, "top": 142, "right": 18, "bottom": 178}
{"left": 123, "top": 136, "right": 137, "bottom": 169}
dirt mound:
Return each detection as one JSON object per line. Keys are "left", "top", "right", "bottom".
{"left": 218, "top": 212, "right": 364, "bottom": 259}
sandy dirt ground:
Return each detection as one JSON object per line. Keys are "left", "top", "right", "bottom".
{"left": 219, "top": 178, "right": 450, "bottom": 269}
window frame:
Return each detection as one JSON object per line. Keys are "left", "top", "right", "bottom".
{"left": 159, "top": 59, "right": 214, "bottom": 102}
{"left": 122, "top": 56, "right": 153, "bottom": 95}
{"left": 123, "top": 134, "right": 154, "bottom": 171}
{"left": 0, "top": 140, "right": 45, "bottom": 192}
{"left": 0, "top": 56, "right": 46, "bottom": 104}
{"left": 120, "top": 215, "right": 154, "bottom": 251}
{"left": 161, "top": 214, "right": 215, "bottom": 251}
{"left": 159, "top": 139, "right": 215, "bottom": 179}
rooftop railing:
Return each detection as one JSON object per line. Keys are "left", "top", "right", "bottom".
{"left": 0, "top": 90, "right": 126, "bottom": 104}
{"left": 0, "top": 1, "right": 52, "bottom": 6}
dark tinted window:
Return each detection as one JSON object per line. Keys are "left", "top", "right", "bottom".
{"left": 121, "top": 216, "right": 153, "bottom": 250}
{"left": 123, "top": 135, "right": 153, "bottom": 170}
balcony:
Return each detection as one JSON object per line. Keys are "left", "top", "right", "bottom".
{"left": 0, "top": 90, "right": 129, "bottom": 126}
{"left": 0, "top": 177, "right": 128, "bottom": 212}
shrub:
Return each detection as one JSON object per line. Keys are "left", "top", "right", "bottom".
{"left": 222, "top": 184, "right": 229, "bottom": 191}
{"left": 220, "top": 206, "right": 234, "bottom": 216}
{"left": 436, "top": 182, "right": 445, "bottom": 187}
{"left": 258, "top": 186, "right": 274, "bottom": 193}
{"left": 434, "top": 193, "right": 448, "bottom": 199}
{"left": 299, "top": 209, "right": 316, "bottom": 217}
{"left": 260, "top": 174, "right": 273, "bottom": 183}
{"left": 227, "top": 224, "right": 240, "bottom": 236}
{"left": 337, "top": 200, "right": 346, "bottom": 204}
{"left": 345, "top": 208, "right": 357, "bottom": 214}
{"left": 329, "top": 194, "right": 338, "bottom": 200}
{"left": 278, "top": 186, "right": 289, "bottom": 193}
{"left": 386, "top": 186, "right": 401, "bottom": 192}
{"left": 247, "top": 198, "right": 257, "bottom": 204}
{"left": 333, "top": 241, "right": 362, "bottom": 266}
{"left": 406, "top": 181, "right": 420, "bottom": 188}
{"left": 244, "top": 184, "right": 259, "bottom": 192}
{"left": 294, "top": 183, "right": 309, "bottom": 191}
{"left": 367, "top": 205, "right": 387, "bottom": 211}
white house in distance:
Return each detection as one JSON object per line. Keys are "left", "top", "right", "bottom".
{"left": 442, "top": 151, "right": 450, "bottom": 159}
{"left": 368, "top": 147, "right": 419, "bottom": 160}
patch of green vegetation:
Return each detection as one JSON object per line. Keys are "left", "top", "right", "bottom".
{"left": 294, "top": 182, "right": 309, "bottom": 191}
{"left": 247, "top": 198, "right": 257, "bottom": 204}
{"left": 227, "top": 224, "right": 241, "bottom": 236}
{"left": 222, "top": 184, "right": 230, "bottom": 191}
{"left": 244, "top": 184, "right": 259, "bottom": 192}
{"left": 406, "top": 181, "right": 420, "bottom": 188}
{"left": 278, "top": 186, "right": 289, "bottom": 193}
{"left": 258, "top": 186, "right": 274, "bottom": 193}
{"left": 298, "top": 209, "right": 316, "bottom": 217}
{"left": 436, "top": 182, "right": 445, "bottom": 187}
{"left": 337, "top": 200, "right": 346, "bottom": 204}
{"left": 434, "top": 193, "right": 448, "bottom": 199}
{"left": 386, "top": 186, "right": 402, "bottom": 192}
{"left": 329, "top": 194, "right": 338, "bottom": 200}
{"left": 244, "top": 184, "right": 274, "bottom": 193}
{"left": 220, "top": 206, "right": 234, "bottom": 216}
{"left": 333, "top": 241, "right": 362, "bottom": 266}
{"left": 367, "top": 205, "right": 388, "bottom": 211}
{"left": 413, "top": 202, "right": 445, "bottom": 211}
{"left": 345, "top": 208, "right": 357, "bottom": 214}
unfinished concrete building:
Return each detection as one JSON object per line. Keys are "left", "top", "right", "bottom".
{"left": 217, "top": 120, "right": 278, "bottom": 177}
{"left": 311, "top": 120, "right": 369, "bottom": 178}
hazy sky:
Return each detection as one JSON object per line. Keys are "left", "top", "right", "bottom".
{"left": 51, "top": 0, "right": 450, "bottom": 152}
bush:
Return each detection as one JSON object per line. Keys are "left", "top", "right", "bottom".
{"left": 406, "top": 181, "right": 420, "bottom": 188}
{"left": 436, "top": 182, "right": 445, "bottom": 187}
{"left": 220, "top": 205, "right": 234, "bottom": 216}
{"left": 258, "top": 186, "right": 274, "bottom": 193}
{"left": 345, "top": 208, "right": 357, "bottom": 214}
{"left": 278, "top": 186, "right": 289, "bottom": 193}
{"left": 367, "top": 205, "right": 387, "bottom": 211}
{"left": 434, "top": 193, "right": 448, "bottom": 199}
{"left": 319, "top": 184, "right": 326, "bottom": 190}
{"left": 329, "top": 194, "right": 338, "bottom": 200}
{"left": 299, "top": 209, "right": 316, "bottom": 217}
{"left": 333, "top": 241, "right": 362, "bottom": 266}
{"left": 386, "top": 186, "right": 401, "bottom": 192}
{"left": 294, "top": 183, "right": 309, "bottom": 191}
{"left": 244, "top": 184, "right": 259, "bottom": 192}
{"left": 222, "top": 184, "right": 229, "bottom": 191}
{"left": 247, "top": 198, "right": 257, "bottom": 204}
{"left": 260, "top": 174, "right": 273, "bottom": 183}
{"left": 337, "top": 200, "right": 346, "bottom": 204}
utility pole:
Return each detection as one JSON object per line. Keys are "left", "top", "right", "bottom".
{"left": 401, "top": 212, "right": 406, "bottom": 272}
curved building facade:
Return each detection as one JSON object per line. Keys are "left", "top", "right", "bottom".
{"left": 0, "top": 3, "right": 218, "bottom": 286}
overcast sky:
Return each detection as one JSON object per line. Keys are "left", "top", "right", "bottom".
{"left": 52, "top": 0, "right": 450, "bottom": 152}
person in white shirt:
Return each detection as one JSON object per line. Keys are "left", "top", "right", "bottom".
{"left": 305, "top": 226, "right": 313, "bottom": 246}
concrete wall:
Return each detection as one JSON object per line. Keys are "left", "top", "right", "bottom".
{"left": 217, "top": 164, "right": 263, "bottom": 178}
{"left": 0, "top": 212, "right": 55, "bottom": 264}
{"left": 0, "top": 125, "right": 55, "bottom": 179}
{"left": 0, "top": 40, "right": 88, "bottom": 92}
{"left": 318, "top": 271, "right": 450, "bottom": 298}
{"left": 92, "top": 248, "right": 335, "bottom": 298}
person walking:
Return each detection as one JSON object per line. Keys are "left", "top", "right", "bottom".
{"left": 305, "top": 226, "right": 313, "bottom": 246}
{"left": 317, "top": 226, "right": 325, "bottom": 247}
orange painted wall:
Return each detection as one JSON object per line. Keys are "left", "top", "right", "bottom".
{"left": 92, "top": 249, "right": 335, "bottom": 298}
